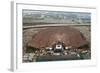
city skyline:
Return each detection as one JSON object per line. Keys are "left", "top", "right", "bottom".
{"left": 23, "top": 10, "right": 91, "bottom": 24}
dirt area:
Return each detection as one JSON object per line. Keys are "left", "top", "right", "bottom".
{"left": 22, "top": 24, "right": 91, "bottom": 62}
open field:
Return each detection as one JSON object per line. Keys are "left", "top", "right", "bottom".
{"left": 22, "top": 24, "right": 91, "bottom": 62}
